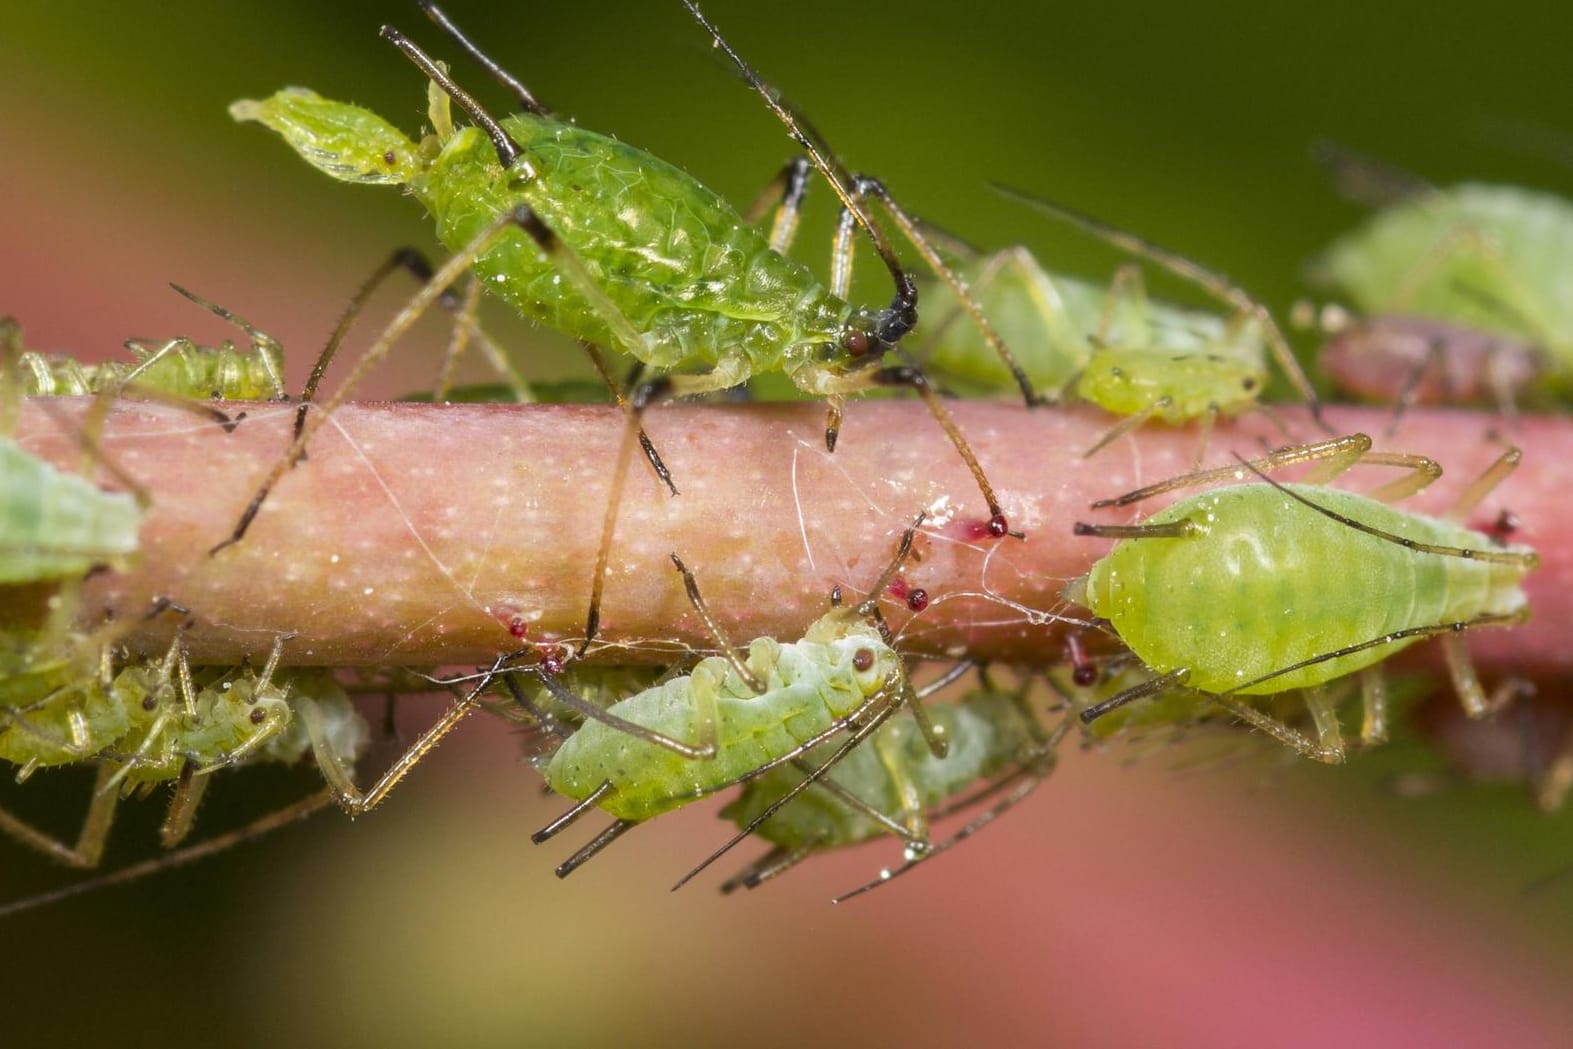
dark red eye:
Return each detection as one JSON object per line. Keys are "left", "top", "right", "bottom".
{"left": 250, "top": 708, "right": 267, "bottom": 724}
{"left": 1072, "top": 664, "right": 1099, "bottom": 687}
{"left": 845, "top": 330, "right": 872, "bottom": 357}
{"left": 906, "top": 588, "right": 929, "bottom": 612}
{"left": 853, "top": 648, "right": 875, "bottom": 672}
{"left": 383, "top": 150, "right": 398, "bottom": 165}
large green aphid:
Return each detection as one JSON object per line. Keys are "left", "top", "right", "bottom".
{"left": 914, "top": 242, "right": 1274, "bottom": 457}
{"left": 1312, "top": 181, "right": 1573, "bottom": 407}
{"left": 223, "top": 2, "right": 1023, "bottom": 651}
{"left": 720, "top": 679, "right": 1064, "bottom": 901}
{"left": 1071, "top": 434, "right": 1538, "bottom": 762}
{"left": 527, "top": 515, "right": 947, "bottom": 881}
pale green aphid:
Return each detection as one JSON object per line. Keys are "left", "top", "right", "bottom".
{"left": 0, "top": 317, "right": 144, "bottom": 583}
{"left": 1071, "top": 434, "right": 1538, "bottom": 762}
{"left": 719, "top": 678, "right": 1063, "bottom": 900}
{"left": 1315, "top": 183, "right": 1573, "bottom": 390}
{"left": 0, "top": 635, "right": 369, "bottom": 872}
{"left": 914, "top": 186, "right": 1324, "bottom": 457}
{"left": 1307, "top": 182, "right": 1573, "bottom": 419}
{"left": 528, "top": 515, "right": 944, "bottom": 880}
{"left": 915, "top": 245, "right": 1269, "bottom": 435}
{"left": 13, "top": 286, "right": 286, "bottom": 401}
{"left": 221, "top": 2, "right": 1020, "bottom": 650}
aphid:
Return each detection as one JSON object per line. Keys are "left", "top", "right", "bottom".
{"left": 719, "top": 674, "right": 1065, "bottom": 900}
{"left": 222, "top": 0, "right": 1022, "bottom": 649}
{"left": 0, "top": 318, "right": 145, "bottom": 583}
{"left": 527, "top": 514, "right": 945, "bottom": 879}
{"left": 12, "top": 285, "right": 286, "bottom": 401}
{"left": 1069, "top": 434, "right": 1538, "bottom": 762}
{"left": 1310, "top": 171, "right": 1573, "bottom": 413}
{"left": 927, "top": 186, "right": 1324, "bottom": 458}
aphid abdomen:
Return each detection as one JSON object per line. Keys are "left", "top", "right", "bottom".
{"left": 16, "top": 353, "right": 95, "bottom": 396}
{"left": 0, "top": 636, "right": 127, "bottom": 768}
{"left": 412, "top": 120, "right": 849, "bottom": 373}
{"left": 0, "top": 438, "right": 141, "bottom": 583}
{"left": 1085, "top": 484, "right": 1531, "bottom": 694}
{"left": 1075, "top": 348, "right": 1264, "bottom": 421}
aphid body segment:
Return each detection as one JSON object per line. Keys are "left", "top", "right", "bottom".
{"left": 543, "top": 613, "right": 904, "bottom": 823}
{"left": 1314, "top": 183, "right": 1573, "bottom": 400}
{"left": 1073, "top": 435, "right": 1538, "bottom": 761}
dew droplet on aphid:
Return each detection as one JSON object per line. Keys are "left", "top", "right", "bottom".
{"left": 508, "top": 615, "right": 529, "bottom": 639}
{"left": 906, "top": 588, "right": 929, "bottom": 612}
{"left": 853, "top": 648, "right": 875, "bottom": 672}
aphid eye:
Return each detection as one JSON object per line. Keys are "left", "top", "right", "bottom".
{"left": 141, "top": 695, "right": 158, "bottom": 711}
{"left": 1242, "top": 377, "right": 1258, "bottom": 391}
{"left": 844, "top": 329, "right": 873, "bottom": 357}
{"left": 1072, "top": 664, "right": 1099, "bottom": 687}
{"left": 382, "top": 150, "right": 397, "bottom": 165}
{"left": 852, "top": 648, "right": 875, "bottom": 673}
{"left": 250, "top": 708, "right": 267, "bottom": 725}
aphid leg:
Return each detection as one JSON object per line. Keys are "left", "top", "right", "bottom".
{"left": 527, "top": 668, "right": 720, "bottom": 760}
{"left": 1358, "top": 665, "right": 1390, "bottom": 746}
{"left": 0, "top": 788, "right": 334, "bottom": 920}
{"left": 1440, "top": 633, "right": 1529, "bottom": 719}
{"left": 836, "top": 699, "right": 1070, "bottom": 902}
{"left": 1210, "top": 690, "right": 1347, "bottom": 764}
{"left": 0, "top": 762, "right": 121, "bottom": 868}
{"left": 719, "top": 842, "right": 816, "bottom": 894}
{"left": 1536, "top": 732, "right": 1573, "bottom": 813}
{"left": 212, "top": 206, "right": 542, "bottom": 554}
{"left": 1443, "top": 445, "right": 1521, "bottom": 522}
{"left": 991, "top": 184, "right": 1327, "bottom": 430}
{"left": 1082, "top": 398, "right": 1174, "bottom": 460}
{"left": 162, "top": 283, "right": 289, "bottom": 400}
{"left": 742, "top": 157, "right": 814, "bottom": 252}
{"left": 157, "top": 763, "right": 211, "bottom": 849}
{"left": 294, "top": 671, "right": 483, "bottom": 817}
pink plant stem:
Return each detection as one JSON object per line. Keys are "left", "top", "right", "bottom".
{"left": 15, "top": 398, "right": 1571, "bottom": 683}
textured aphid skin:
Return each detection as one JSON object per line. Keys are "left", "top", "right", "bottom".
{"left": 720, "top": 688, "right": 1034, "bottom": 851}
{"left": 233, "top": 89, "right": 866, "bottom": 387}
{"left": 543, "top": 614, "right": 902, "bottom": 822}
{"left": 1317, "top": 184, "right": 1573, "bottom": 372}
{"left": 0, "top": 438, "right": 141, "bottom": 584}
{"left": 916, "top": 247, "right": 1266, "bottom": 417}
{"left": 1317, "top": 315, "right": 1543, "bottom": 406}
{"left": 18, "top": 341, "right": 285, "bottom": 401}
{"left": 1082, "top": 484, "right": 1534, "bottom": 694}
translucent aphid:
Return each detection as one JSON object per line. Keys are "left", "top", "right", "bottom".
{"left": 222, "top": 1, "right": 1023, "bottom": 653}
{"left": 526, "top": 514, "right": 947, "bottom": 880}
{"left": 1069, "top": 434, "right": 1538, "bottom": 762}
{"left": 1309, "top": 151, "right": 1573, "bottom": 416}
{"left": 0, "top": 318, "right": 145, "bottom": 583}
{"left": 719, "top": 674, "right": 1065, "bottom": 901}
{"left": 935, "top": 186, "right": 1323, "bottom": 458}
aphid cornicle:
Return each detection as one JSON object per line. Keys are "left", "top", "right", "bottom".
{"left": 1070, "top": 434, "right": 1538, "bottom": 762}
{"left": 720, "top": 676, "right": 1065, "bottom": 901}
{"left": 525, "top": 514, "right": 947, "bottom": 881}
{"left": 222, "top": 0, "right": 1022, "bottom": 649}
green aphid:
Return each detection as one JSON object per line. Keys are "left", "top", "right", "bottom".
{"left": 1071, "top": 434, "right": 1537, "bottom": 762}
{"left": 719, "top": 680, "right": 1061, "bottom": 900}
{"left": 527, "top": 514, "right": 946, "bottom": 881}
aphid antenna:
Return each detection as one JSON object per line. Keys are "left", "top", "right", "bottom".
{"left": 669, "top": 554, "right": 766, "bottom": 694}
{"left": 989, "top": 182, "right": 1328, "bottom": 430}
{"left": 163, "top": 283, "right": 288, "bottom": 400}
{"left": 415, "top": 1, "right": 551, "bottom": 116}
{"left": 1310, "top": 140, "right": 1436, "bottom": 208}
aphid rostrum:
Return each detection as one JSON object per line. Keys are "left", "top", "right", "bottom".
{"left": 222, "top": 1, "right": 1024, "bottom": 651}
{"left": 1070, "top": 434, "right": 1537, "bottom": 762}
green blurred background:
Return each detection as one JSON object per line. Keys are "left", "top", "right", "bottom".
{"left": 4, "top": 2, "right": 1573, "bottom": 1046}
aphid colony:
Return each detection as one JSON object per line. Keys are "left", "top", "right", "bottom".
{"left": 0, "top": 1, "right": 1554, "bottom": 913}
